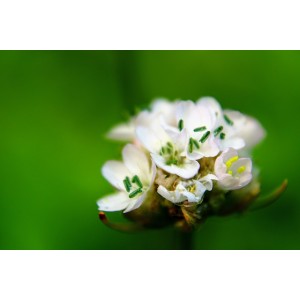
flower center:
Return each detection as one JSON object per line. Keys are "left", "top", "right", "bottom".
{"left": 187, "top": 184, "right": 196, "bottom": 193}
{"left": 225, "top": 156, "right": 246, "bottom": 176}
{"left": 160, "top": 142, "right": 183, "bottom": 166}
{"left": 123, "top": 175, "right": 145, "bottom": 198}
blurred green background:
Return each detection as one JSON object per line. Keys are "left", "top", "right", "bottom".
{"left": 0, "top": 51, "right": 298, "bottom": 249}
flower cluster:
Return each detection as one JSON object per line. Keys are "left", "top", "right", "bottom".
{"left": 98, "top": 97, "right": 284, "bottom": 230}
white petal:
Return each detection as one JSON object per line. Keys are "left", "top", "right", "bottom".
{"left": 157, "top": 185, "right": 186, "bottom": 204}
{"left": 214, "top": 158, "right": 226, "bottom": 177}
{"left": 219, "top": 136, "right": 245, "bottom": 151}
{"left": 97, "top": 192, "right": 131, "bottom": 212}
{"left": 230, "top": 158, "right": 252, "bottom": 175}
{"left": 224, "top": 110, "right": 266, "bottom": 149}
{"left": 123, "top": 192, "right": 147, "bottom": 213}
{"left": 176, "top": 100, "right": 213, "bottom": 131}
{"left": 157, "top": 185, "right": 174, "bottom": 202}
{"left": 136, "top": 126, "right": 164, "bottom": 153}
{"left": 102, "top": 161, "right": 130, "bottom": 191}
{"left": 151, "top": 99, "right": 177, "bottom": 125}
{"left": 107, "top": 122, "right": 135, "bottom": 141}
{"left": 182, "top": 190, "right": 198, "bottom": 202}
{"left": 168, "top": 128, "right": 188, "bottom": 151}
{"left": 217, "top": 174, "right": 239, "bottom": 189}
{"left": 122, "top": 144, "right": 151, "bottom": 183}
{"left": 151, "top": 153, "right": 200, "bottom": 179}
{"left": 238, "top": 173, "right": 252, "bottom": 187}
{"left": 193, "top": 181, "right": 207, "bottom": 200}
{"left": 199, "top": 174, "right": 218, "bottom": 191}
{"left": 197, "top": 97, "right": 222, "bottom": 126}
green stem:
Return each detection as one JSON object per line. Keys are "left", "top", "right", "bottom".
{"left": 176, "top": 230, "right": 194, "bottom": 250}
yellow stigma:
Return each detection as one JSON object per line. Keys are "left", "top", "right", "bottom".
{"left": 188, "top": 184, "right": 196, "bottom": 193}
{"left": 228, "top": 170, "right": 233, "bottom": 176}
{"left": 237, "top": 166, "right": 246, "bottom": 174}
{"left": 226, "top": 156, "right": 239, "bottom": 168}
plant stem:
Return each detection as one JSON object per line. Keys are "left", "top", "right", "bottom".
{"left": 176, "top": 230, "right": 194, "bottom": 250}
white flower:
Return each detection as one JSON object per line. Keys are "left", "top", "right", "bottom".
{"left": 214, "top": 148, "right": 252, "bottom": 190}
{"left": 157, "top": 174, "right": 217, "bottom": 204}
{"left": 173, "top": 100, "right": 220, "bottom": 160}
{"left": 223, "top": 109, "right": 266, "bottom": 150}
{"left": 107, "top": 98, "right": 176, "bottom": 142}
{"left": 97, "top": 144, "right": 156, "bottom": 213}
{"left": 136, "top": 124, "right": 199, "bottom": 179}
{"left": 197, "top": 97, "right": 265, "bottom": 151}
{"left": 197, "top": 97, "right": 246, "bottom": 151}
{"left": 107, "top": 120, "right": 136, "bottom": 142}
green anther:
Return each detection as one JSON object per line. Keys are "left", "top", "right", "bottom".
{"left": 160, "top": 147, "right": 165, "bottom": 155}
{"left": 123, "top": 177, "right": 131, "bottom": 192}
{"left": 224, "top": 114, "right": 234, "bottom": 126}
{"left": 193, "top": 126, "right": 206, "bottom": 132}
{"left": 166, "top": 159, "right": 178, "bottom": 166}
{"left": 189, "top": 138, "right": 194, "bottom": 153}
{"left": 166, "top": 147, "right": 172, "bottom": 154}
{"left": 200, "top": 131, "right": 210, "bottom": 143}
{"left": 214, "top": 126, "right": 223, "bottom": 137}
{"left": 178, "top": 119, "right": 184, "bottom": 131}
{"left": 166, "top": 142, "right": 173, "bottom": 149}
{"left": 191, "top": 138, "right": 200, "bottom": 149}
{"left": 129, "top": 188, "right": 142, "bottom": 198}
{"left": 220, "top": 132, "right": 226, "bottom": 140}
{"left": 132, "top": 175, "right": 143, "bottom": 188}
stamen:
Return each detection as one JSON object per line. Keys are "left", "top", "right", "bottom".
{"left": 200, "top": 131, "right": 210, "bottom": 143}
{"left": 237, "top": 166, "right": 246, "bottom": 174}
{"left": 220, "top": 132, "right": 226, "bottom": 140}
{"left": 194, "top": 126, "right": 206, "bottom": 132}
{"left": 132, "top": 175, "right": 143, "bottom": 188}
{"left": 226, "top": 156, "right": 239, "bottom": 168}
{"left": 214, "top": 126, "right": 223, "bottom": 137}
{"left": 160, "top": 147, "right": 165, "bottom": 155}
{"left": 166, "top": 142, "right": 173, "bottom": 149}
{"left": 228, "top": 170, "right": 233, "bottom": 176}
{"left": 191, "top": 138, "right": 200, "bottom": 149}
{"left": 123, "top": 177, "right": 131, "bottom": 192}
{"left": 178, "top": 119, "right": 184, "bottom": 131}
{"left": 189, "top": 138, "right": 194, "bottom": 153}
{"left": 166, "top": 159, "right": 178, "bottom": 165}
{"left": 224, "top": 114, "right": 234, "bottom": 126}
{"left": 129, "top": 188, "right": 142, "bottom": 198}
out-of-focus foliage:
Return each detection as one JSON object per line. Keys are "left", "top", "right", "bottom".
{"left": 0, "top": 51, "right": 298, "bottom": 249}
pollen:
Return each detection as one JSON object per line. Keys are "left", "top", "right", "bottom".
{"left": 237, "top": 166, "right": 246, "bottom": 174}
{"left": 226, "top": 156, "right": 239, "bottom": 168}
{"left": 187, "top": 184, "right": 196, "bottom": 193}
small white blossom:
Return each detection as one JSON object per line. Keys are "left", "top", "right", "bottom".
{"left": 97, "top": 144, "right": 156, "bottom": 213}
{"left": 107, "top": 98, "right": 176, "bottom": 142}
{"left": 197, "top": 97, "right": 246, "bottom": 151}
{"left": 157, "top": 174, "right": 217, "bottom": 204}
{"left": 197, "top": 97, "right": 265, "bottom": 151}
{"left": 174, "top": 100, "right": 220, "bottom": 160}
{"left": 223, "top": 109, "right": 266, "bottom": 150}
{"left": 214, "top": 148, "right": 252, "bottom": 190}
{"left": 136, "top": 124, "right": 200, "bottom": 179}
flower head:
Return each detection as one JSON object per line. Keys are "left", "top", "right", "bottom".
{"left": 98, "top": 97, "right": 286, "bottom": 233}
